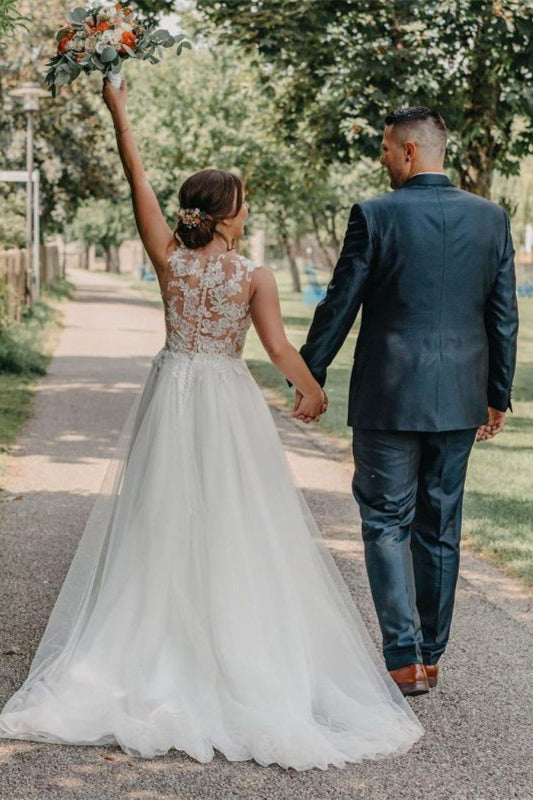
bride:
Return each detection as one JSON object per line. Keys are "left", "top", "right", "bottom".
{"left": 0, "top": 79, "right": 423, "bottom": 769}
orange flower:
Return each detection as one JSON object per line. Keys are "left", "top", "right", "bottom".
{"left": 114, "top": 3, "right": 122, "bottom": 9}
{"left": 57, "top": 30, "right": 74, "bottom": 54}
{"left": 95, "top": 21, "right": 111, "bottom": 33}
{"left": 119, "top": 31, "right": 136, "bottom": 52}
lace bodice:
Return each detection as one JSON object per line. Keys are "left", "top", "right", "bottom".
{"left": 161, "top": 245, "right": 261, "bottom": 359}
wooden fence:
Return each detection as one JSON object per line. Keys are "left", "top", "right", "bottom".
{"left": 0, "top": 245, "right": 61, "bottom": 323}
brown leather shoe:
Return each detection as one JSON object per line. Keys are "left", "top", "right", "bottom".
{"left": 388, "top": 664, "right": 429, "bottom": 696}
{"left": 424, "top": 664, "right": 439, "bottom": 688}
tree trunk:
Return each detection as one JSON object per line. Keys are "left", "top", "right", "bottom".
{"left": 105, "top": 244, "right": 120, "bottom": 273}
{"left": 458, "top": 7, "right": 497, "bottom": 200}
{"left": 325, "top": 210, "right": 341, "bottom": 258}
{"left": 84, "top": 243, "right": 90, "bottom": 269}
{"left": 311, "top": 211, "right": 336, "bottom": 270}
{"left": 278, "top": 215, "right": 301, "bottom": 293}
{"left": 459, "top": 149, "right": 493, "bottom": 199}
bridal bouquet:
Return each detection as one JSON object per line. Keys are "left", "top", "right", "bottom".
{"left": 45, "top": 2, "right": 189, "bottom": 96}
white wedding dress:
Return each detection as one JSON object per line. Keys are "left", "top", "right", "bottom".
{"left": 0, "top": 246, "right": 423, "bottom": 769}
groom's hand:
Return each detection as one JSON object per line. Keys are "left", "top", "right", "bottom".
{"left": 476, "top": 407, "right": 506, "bottom": 442}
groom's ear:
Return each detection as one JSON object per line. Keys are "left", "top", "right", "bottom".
{"left": 404, "top": 141, "right": 416, "bottom": 161}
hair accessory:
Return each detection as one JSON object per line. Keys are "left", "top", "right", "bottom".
{"left": 178, "top": 207, "right": 208, "bottom": 228}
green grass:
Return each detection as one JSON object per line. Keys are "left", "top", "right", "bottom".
{"left": 463, "top": 310, "right": 533, "bottom": 588}
{"left": 244, "top": 269, "right": 533, "bottom": 590}
{"left": 0, "top": 277, "right": 75, "bottom": 481}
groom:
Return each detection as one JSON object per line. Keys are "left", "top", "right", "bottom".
{"left": 294, "top": 106, "right": 519, "bottom": 695}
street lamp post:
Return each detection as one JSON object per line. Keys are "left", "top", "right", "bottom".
{"left": 9, "top": 82, "right": 48, "bottom": 305}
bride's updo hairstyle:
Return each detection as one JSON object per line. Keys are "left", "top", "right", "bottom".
{"left": 174, "top": 168, "right": 244, "bottom": 250}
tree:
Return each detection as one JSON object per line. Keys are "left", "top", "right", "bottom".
{"left": 67, "top": 197, "right": 136, "bottom": 272}
{"left": 195, "top": 0, "right": 533, "bottom": 199}
{"left": 125, "top": 44, "right": 368, "bottom": 290}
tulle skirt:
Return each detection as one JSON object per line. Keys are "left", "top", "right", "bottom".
{"left": 0, "top": 348, "right": 423, "bottom": 769}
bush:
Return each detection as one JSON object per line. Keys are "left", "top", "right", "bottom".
{"left": 0, "top": 325, "right": 47, "bottom": 374}
{"left": 0, "top": 277, "right": 73, "bottom": 375}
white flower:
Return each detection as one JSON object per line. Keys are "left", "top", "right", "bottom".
{"left": 101, "top": 29, "right": 115, "bottom": 45}
{"left": 85, "top": 37, "right": 97, "bottom": 54}
{"left": 71, "top": 33, "right": 86, "bottom": 50}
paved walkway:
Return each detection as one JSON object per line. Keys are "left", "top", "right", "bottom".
{"left": 0, "top": 269, "right": 531, "bottom": 800}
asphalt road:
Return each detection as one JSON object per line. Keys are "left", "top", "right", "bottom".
{"left": 0, "top": 268, "right": 531, "bottom": 800}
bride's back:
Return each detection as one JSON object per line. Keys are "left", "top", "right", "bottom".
{"left": 160, "top": 244, "right": 258, "bottom": 359}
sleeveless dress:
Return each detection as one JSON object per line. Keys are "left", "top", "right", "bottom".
{"left": 0, "top": 246, "right": 423, "bottom": 770}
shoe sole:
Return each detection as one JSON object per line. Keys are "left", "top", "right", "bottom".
{"left": 397, "top": 680, "right": 430, "bottom": 696}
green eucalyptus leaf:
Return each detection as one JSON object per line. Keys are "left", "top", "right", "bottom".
{"left": 100, "top": 46, "right": 118, "bottom": 63}
{"left": 151, "top": 28, "right": 171, "bottom": 43}
{"left": 56, "top": 71, "right": 72, "bottom": 87}
{"left": 122, "top": 44, "right": 136, "bottom": 57}
{"left": 69, "top": 7, "right": 86, "bottom": 23}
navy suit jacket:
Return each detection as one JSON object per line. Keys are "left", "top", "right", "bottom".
{"left": 300, "top": 173, "right": 519, "bottom": 431}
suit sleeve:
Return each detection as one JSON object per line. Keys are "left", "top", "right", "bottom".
{"left": 292, "top": 203, "right": 375, "bottom": 388}
{"left": 484, "top": 208, "right": 519, "bottom": 412}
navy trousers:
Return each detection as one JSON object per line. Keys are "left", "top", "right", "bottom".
{"left": 351, "top": 428, "right": 477, "bottom": 670}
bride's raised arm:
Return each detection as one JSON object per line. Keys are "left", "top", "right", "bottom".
{"left": 101, "top": 79, "right": 176, "bottom": 275}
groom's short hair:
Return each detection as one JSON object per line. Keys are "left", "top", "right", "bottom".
{"left": 385, "top": 106, "right": 447, "bottom": 158}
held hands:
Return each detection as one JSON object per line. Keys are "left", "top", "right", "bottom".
{"left": 476, "top": 407, "right": 506, "bottom": 442}
{"left": 292, "top": 389, "right": 328, "bottom": 424}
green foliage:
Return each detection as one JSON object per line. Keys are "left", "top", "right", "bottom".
{"left": 195, "top": 0, "right": 533, "bottom": 198}
{"left": 0, "top": 275, "right": 72, "bottom": 471}
{"left": 132, "top": 0, "right": 176, "bottom": 26}
{"left": 493, "top": 155, "right": 533, "bottom": 248}
{"left": 125, "top": 46, "right": 380, "bottom": 259}
{"left": 0, "top": 0, "right": 28, "bottom": 39}
{"left": 0, "top": 324, "right": 47, "bottom": 374}
{"left": 0, "top": 190, "right": 26, "bottom": 248}
{"left": 0, "top": 373, "right": 34, "bottom": 463}
{"left": 67, "top": 196, "right": 136, "bottom": 250}
{"left": 0, "top": 276, "right": 72, "bottom": 374}
{"left": 42, "top": 274, "right": 75, "bottom": 300}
